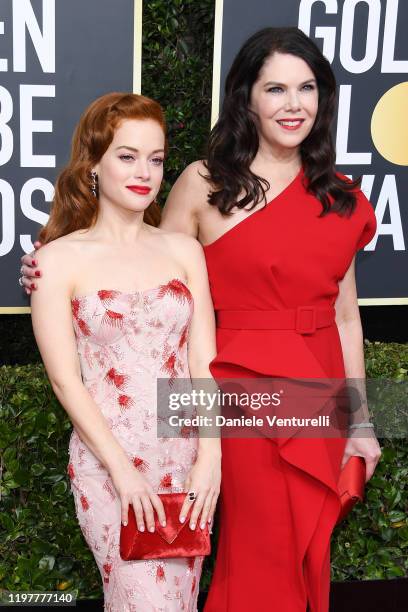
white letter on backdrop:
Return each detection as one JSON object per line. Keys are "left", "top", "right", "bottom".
{"left": 0, "top": 179, "right": 15, "bottom": 256}
{"left": 20, "top": 178, "right": 53, "bottom": 253}
{"left": 298, "top": 0, "right": 338, "bottom": 63}
{"left": 20, "top": 84, "right": 56, "bottom": 168}
{"left": 13, "top": 0, "right": 55, "bottom": 73}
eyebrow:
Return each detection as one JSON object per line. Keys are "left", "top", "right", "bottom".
{"left": 263, "top": 78, "right": 317, "bottom": 87}
{"left": 115, "top": 145, "right": 165, "bottom": 154}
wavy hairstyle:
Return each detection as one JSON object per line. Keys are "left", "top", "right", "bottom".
{"left": 39, "top": 93, "right": 166, "bottom": 244}
{"left": 204, "top": 27, "right": 361, "bottom": 216}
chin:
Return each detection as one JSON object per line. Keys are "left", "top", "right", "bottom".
{"left": 120, "top": 201, "right": 151, "bottom": 214}
{"left": 125, "top": 194, "right": 155, "bottom": 208}
{"left": 270, "top": 136, "right": 304, "bottom": 150}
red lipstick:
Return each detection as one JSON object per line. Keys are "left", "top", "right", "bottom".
{"left": 126, "top": 185, "right": 151, "bottom": 195}
{"left": 276, "top": 118, "right": 305, "bottom": 131}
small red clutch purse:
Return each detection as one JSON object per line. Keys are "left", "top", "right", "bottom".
{"left": 120, "top": 492, "right": 211, "bottom": 560}
{"left": 336, "top": 456, "right": 366, "bottom": 524}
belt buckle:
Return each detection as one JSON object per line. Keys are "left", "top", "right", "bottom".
{"left": 295, "top": 306, "right": 317, "bottom": 334}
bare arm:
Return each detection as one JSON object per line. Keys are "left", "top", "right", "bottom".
{"left": 335, "top": 257, "right": 368, "bottom": 399}
{"left": 167, "top": 234, "right": 221, "bottom": 529}
{"left": 334, "top": 257, "right": 381, "bottom": 479}
{"left": 30, "top": 243, "right": 166, "bottom": 530}
{"left": 160, "top": 161, "right": 209, "bottom": 237}
{"left": 31, "top": 244, "right": 132, "bottom": 474}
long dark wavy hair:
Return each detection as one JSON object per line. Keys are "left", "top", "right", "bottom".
{"left": 203, "top": 27, "right": 361, "bottom": 216}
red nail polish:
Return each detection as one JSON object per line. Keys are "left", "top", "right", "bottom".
{"left": 30, "top": 283, "right": 36, "bottom": 289}
{"left": 32, "top": 259, "right": 36, "bottom": 266}
{"left": 35, "top": 271, "right": 41, "bottom": 277}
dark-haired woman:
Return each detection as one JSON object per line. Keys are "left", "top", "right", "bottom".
{"left": 21, "top": 27, "right": 381, "bottom": 612}
{"left": 162, "top": 28, "right": 381, "bottom": 612}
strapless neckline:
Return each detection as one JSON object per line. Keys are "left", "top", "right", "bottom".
{"left": 70, "top": 277, "right": 192, "bottom": 302}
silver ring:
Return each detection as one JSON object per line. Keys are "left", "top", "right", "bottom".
{"left": 20, "top": 266, "right": 24, "bottom": 274}
{"left": 188, "top": 491, "right": 196, "bottom": 501}
{"left": 18, "top": 276, "right": 24, "bottom": 287}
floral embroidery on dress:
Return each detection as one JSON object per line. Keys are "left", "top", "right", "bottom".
{"left": 160, "top": 473, "right": 172, "bottom": 488}
{"left": 179, "top": 324, "right": 189, "bottom": 349}
{"left": 156, "top": 565, "right": 166, "bottom": 583}
{"left": 105, "top": 367, "right": 128, "bottom": 390}
{"left": 98, "top": 289, "right": 120, "bottom": 303}
{"left": 103, "top": 562, "right": 112, "bottom": 584}
{"left": 71, "top": 298, "right": 91, "bottom": 336}
{"left": 102, "top": 480, "right": 116, "bottom": 501}
{"left": 67, "top": 280, "right": 202, "bottom": 611}
{"left": 117, "top": 394, "right": 133, "bottom": 411}
{"left": 102, "top": 309, "right": 124, "bottom": 328}
{"left": 80, "top": 494, "right": 90, "bottom": 511}
{"left": 133, "top": 456, "right": 149, "bottom": 472}
{"left": 161, "top": 352, "right": 178, "bottom": 379}
{"left": 67, "top": 462, "right": 74, "bottom": 479}
{"left": 157, "top": 278, "right": 193, "bottom": 304}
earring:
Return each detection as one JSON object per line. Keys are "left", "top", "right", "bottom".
{"left": 91, "top": 171, "right": 98, "bottom": 198}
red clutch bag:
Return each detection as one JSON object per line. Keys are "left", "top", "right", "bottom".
{"left": 120, "top": 492, "right": 211, "bottom": 560}
{"left": 336, "top": 456, "right": 366, "bottom": 524}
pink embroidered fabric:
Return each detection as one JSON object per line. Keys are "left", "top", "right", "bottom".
{"left": 67, "top": 279, "right": 203, "bottom": 611}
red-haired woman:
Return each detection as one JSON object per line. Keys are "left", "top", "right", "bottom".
{"left": 29, "top": 92, "right": 221, "bottom": 611}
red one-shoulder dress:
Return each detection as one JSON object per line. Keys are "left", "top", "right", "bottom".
{"left": 202, "top": 168, "right": 377, "bottom": 612}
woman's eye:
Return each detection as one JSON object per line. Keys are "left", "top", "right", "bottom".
{"left": 119, "top": 154, "right": 134, "bottom": 161}
{"left": 302, "top": 84, "right": 315, "bottom": 91}
{"left": 267, "top": 86, "right": 283, "bottom": 94}
{"left": 150, "top": 157, "right": 164, "bottom": 166}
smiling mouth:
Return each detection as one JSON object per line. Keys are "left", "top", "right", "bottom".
{"left": 276, "top": 119, "right": 305, "bottom": 129}
{"left": 126, "top": 186, "right": 151, "bottom": 195}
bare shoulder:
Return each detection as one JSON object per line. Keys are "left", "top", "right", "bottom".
{"left": 161, "top": 160, "right": 212, "bottom": 235}
{"left": 178, "top": 160, "right": 210, "bottom": 195}
{"left": 166, "top": 160, "right": 211, "bottom": 207}
{"left": 35, "top": 231, "right": 88, "bottom": 274}
{"left": 160, "top": 233, "right": 204, "bottom": 282}
{"left": 161, "top": 230, "right": 204, "bottom": 258}
{"left": 180, "top": 159, "right": 208, "bottom": 181}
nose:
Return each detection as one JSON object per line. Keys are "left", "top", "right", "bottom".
{"left": 284, "top": 89, "right": 301, "bottom": 112}
{"left": 135, "top": 159, "right": 150, "bottom": 181}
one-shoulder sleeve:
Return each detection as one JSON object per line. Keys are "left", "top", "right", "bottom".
{"left": 355, "top": 189, "right": 377, "bottom": 251}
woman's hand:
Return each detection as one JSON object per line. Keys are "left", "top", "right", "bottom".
{"left": 20, "top": 240, "right": 43, "bottom": 294}
{"left": 341, "top": 429, "right": 382, "bottom": 482}
{"left": 110, "top": 462, "right": 166, "bottom": 532}
{"left": 179, "top": 451, "right": 221, "bottom": 531}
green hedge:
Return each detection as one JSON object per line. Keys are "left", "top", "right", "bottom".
{"left": 142, "top": 0, "right": 214, "bottom": 201}
{"left": 0, "top": 341, "right": 407, "bottom": 598}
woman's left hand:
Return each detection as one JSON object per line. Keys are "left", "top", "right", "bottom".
{"left": 341, "top": 430, "right": 382, "bottom": 482}
{"left": 179, "top": 451, "right": 221, "bottom": 530}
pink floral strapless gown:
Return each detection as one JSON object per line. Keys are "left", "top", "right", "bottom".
{"left": 67, "top": 278, "right": 203, "bottom": 611}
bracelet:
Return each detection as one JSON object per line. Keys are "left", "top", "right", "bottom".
{"left": 349, "top": 422, "right": 374, "bottom": 429}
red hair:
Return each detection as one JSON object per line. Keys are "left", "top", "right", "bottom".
{"left": 39, "top": 93, "right": 166, "bottom": 244}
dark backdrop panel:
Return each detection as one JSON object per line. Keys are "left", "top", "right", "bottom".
{"left": 0, "top": 0, "right": 135, "bottom": 308}
{"left": 217, "top": 0, "right": 408, "bottom": 302}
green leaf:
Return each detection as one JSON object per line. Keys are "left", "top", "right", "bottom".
{"left": 388, "top": 511, "right": 407, "bottom": 523}
{"left": 31, "top": 463, "right": 46, "bottom": 476}
{"left": 38, "top": 556, "right": 55, "bottom": 571}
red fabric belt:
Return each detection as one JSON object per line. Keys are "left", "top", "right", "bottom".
{"left": 216, "top": 306, "right": 335, "bottom": 335}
